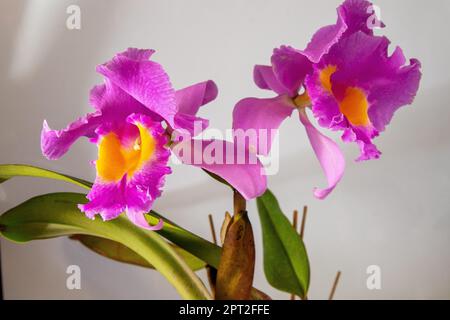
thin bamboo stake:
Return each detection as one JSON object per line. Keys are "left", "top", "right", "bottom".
{"left": 208, "top": 214, "right": 218, "bottom": 245}
{"left": 300, "top": 206, "right": 308, "bottom": 239}
{"left": 290, "top": 209, "right": 299, "bottom": 300}
{"left": 328, "top": 271, "right": 342, "bottom": 300}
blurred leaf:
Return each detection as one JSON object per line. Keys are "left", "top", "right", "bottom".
{"left": 70, "top": 234, "right": 206, "bottom": 271}
{"left": 0, "top": 193, "right": 211, "bottom": 300}
{"left": 0, "top": 164, "right": 92, "bottom": 189}
{"left": 215, "top": 211, "right": 255, "bottom": 300}
{"left": 256, "top": 189, "right": 310, "bottom": 298}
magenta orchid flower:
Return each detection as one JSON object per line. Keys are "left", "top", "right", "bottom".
{"left": 42, "top": 48, "right": 266, "bottom": 230}
{"left": 233, "top": 0, "right": 421, "bottom": 199}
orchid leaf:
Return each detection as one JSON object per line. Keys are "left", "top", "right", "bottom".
{"left": 0, "top": 193, "right": 211, "bottom": 300}
{"left": 0, "top": 164, "right": 221, "bottom": 267}
{"left": 0, "top": 164, "right": 92, "bottom": 189}
{"left": 256, "top": 189, "right": 310, "bottom": 298}
{"left": 70, "top": 234, "right": 206, "bottom": 271}
{"left": 0, "top": 163, "right": 270, "bottom": 299}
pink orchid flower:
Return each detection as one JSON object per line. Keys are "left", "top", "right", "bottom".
{"left": 42, "top": 48, "right": 266, "bottom": 229}
{"left": 233, "top": 0, "right": 421, "bottom": 199}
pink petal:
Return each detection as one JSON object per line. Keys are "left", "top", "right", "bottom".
{"left": 175, "top": 80, "right": 218, "bottom": 116}
{"left": 96, "top": 48, "right": 177, "bottom": 127}
{"left": 79, "top": 113, "right": 172, "bottom": 228}
{"left": 299, "top": 109, "right": 345, "bottom": 199}
{"left": 41, "top": 112, "right": 103, "bottom": 160}
{"left": 271, "top": 46, "right": 313, "bottom": 96}
{"left": 172, "top": 139, "right": 267, "bottom": 200}
{"left": 253, "top": 65, "right": 291, "bottom": 95}
{"left": 173, "top": 113, "right": 209, "bottom": 137}
{"left": 232, "top": 96, "right": 295, "bottom": 156}
{"left": 126, "top": 209, "right": 164, "bottom": 231}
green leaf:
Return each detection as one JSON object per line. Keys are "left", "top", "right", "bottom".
{"left": 71, "top": 234, "right": 206, "bottom": 271}
{"left": 0, "top": 193, "right": 211, "bottom": 300}
{"left": 256, "top": 189, "right": 310, "bottom": 298}
{"left": 0, "top": 164, "right": 92, "bottom": 189}
{"left": 149, "top": 211, "right": 222, "bottom": 269}
{"left": 0, "top": 163, "right": 272, "bottom": 299}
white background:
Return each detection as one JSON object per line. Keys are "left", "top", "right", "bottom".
{"left": 1, "top": 0, "right": 449, "bottom": 299}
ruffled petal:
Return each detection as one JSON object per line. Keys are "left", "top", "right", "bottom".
{"left": 339, "top": 0, "right": 383, "bottom": 36}
{"left": 172, "top": 139, "right": 267, "bottom": 200}
{"left": 306, "top": 31, "right": 421, "bottom": 161}
{"left": 303, "top": 0, "right": 379, "bottom": 63}
{"left": 367, "top": 56, "right": 422, "bottom": 132}
{"left": 175, "top": 80, "right": 218, "bottom": 116}
{"left": 232, "top": 96, "right": 295, "bottom": 156}
{"left": 268, "top": 0, "right": 379, "bottom": 94}
{"left": 78, "top": 176, "right": 128, "bottom": 221}
{"left": 89, "top": 79, "right": 159, "bottom": 120}
{"left": 96, "top": 48, "right": 177, "bottom": 128}
{"left": 302, "top": 7, "right": 348, "bottom": 63}
{"left": 79, "top": 113, "right": 171, "bottom": 229}
{"left": 299, "top": 109, "right": 345, "bottom": 199}
{"left": 41, "top": 111, "right": 103, "bottom": 160}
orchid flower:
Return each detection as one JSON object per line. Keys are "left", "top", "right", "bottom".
{"left": 41, "top": 48, "right": 266, "bottom": 230}
{"left": 233, "top": 0, "right": 421, "bottom": 199}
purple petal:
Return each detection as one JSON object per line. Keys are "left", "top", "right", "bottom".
{"left": 302, "top": 7, "right": 347, "bottom": 63}
{"left": 89, "top": 79, "right": 159, "bottom": 120}
{"left": 232, "top": 96, "right": 295, "bottom": 156}
{"left": 172, "top": 139, "right": 267, "bottom": 200}
{"left": 41, "top": 112, "right": 103, "bottom": 160}
{"left": 175, "top": 80, "right": 218, "bottom": 116}
{"left": 269, "top": 0, "right": 379, "bottom": 93}
{"left": 271, "top": 46, "right": 313, "bottom": 96}
{"left": 306, "top": 31, "right": 421, "bottom": 161}
{"left": 126, "top": 209, "right": 164, "bottom": 231}
{"left": 368, "top": 56, "right": 422, "bottom": 132}
{"left": 79, "top": 113, "right": 171, "bottom": 229}
{"left": 299, "top": 109, "right": 345, "bottom": 199}
{"left": 173, "top": 113, "right": 209, "bottom": 137}
{"left": 327, "top": 33, "right": 422, "bottom": 133}
{"left": 253, "top": 65, "right": 292, "bottom": 95}
{"left": 96, "top": 48, "right": 177, "bottom": 127}
{"left": 339, "top": 0, "right": 383, "bottom": 36}
{"left": 78, "top": 176, "right": 128, "bottom": 221}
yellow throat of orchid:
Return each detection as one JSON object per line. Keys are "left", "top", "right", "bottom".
{"left": 319, "top": 65, "right": 370, "bottom": 127}
{"left": 97, "top": 124, "right": 155, "bottom": 182}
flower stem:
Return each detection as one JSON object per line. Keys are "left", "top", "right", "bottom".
{"left": 215, "top": 189, "right": 254, "bottom": 299}
{"left": 233, "top": 189, "right": 246, "bottom": 216}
